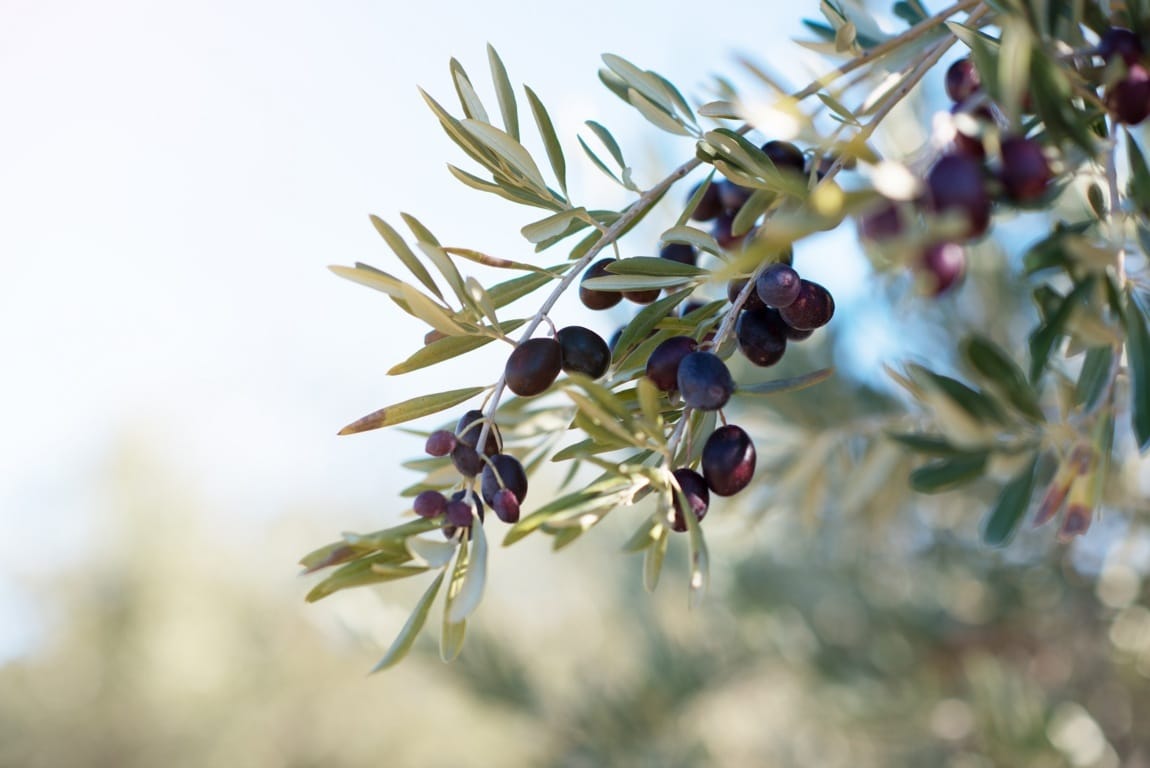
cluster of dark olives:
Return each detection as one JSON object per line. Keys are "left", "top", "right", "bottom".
{"left": 686, "top": 140, "right": 809, "bottom": 250}
{"left": 419, "top": 321, "right": 617, "bottom": 537}
{"left": 859, "top": 56, "right": 1056, "bottom": 296}
{"left": 418, "top": 409, "right": 528, "bottom": 537}
{"left": 495, "top": 140, "right": 837, "bottom": 537}
{"left": 729, "top": 263, "right": 833, "bottom": 368}
{"left": 1100, "top": 27, "right": 1150, "bottom": 125}
{"left": 501, "top": 323, "right": 612, "bottom": 397}
{"left": 664, "top": 423, "right": 758, "bottom": 532}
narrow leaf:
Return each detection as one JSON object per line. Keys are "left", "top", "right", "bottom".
{"left": 1124, "top": 293, "right": 1150, "bottom": 452}
{"left": 910, "top": 365, "right": 1006, "bottom": 424}
{"left": 982, "top": 454, "right": 1039, "bottom": 546}
{"left": 447, "top": 164, "right": 557, "bottom": 210}
{"left": 460, "top": 119, "right": 549, "bottom": 192}
{"left": 1074, "top": 346, "right": 1114, "bottom": 410}
{"left": 369, "top": 215, "right": 443, "bottom": 300}
{"left": 486, "top": 268, "right": 564, "bottom": 308}
{"left": 487, "top": 45, "right": 518, "bottom": 141}
{"left": 442, "top": 247, "right": 550, "bottom": 273}
{"left": 607, "top": 256, "right": 707, "bottom": 278}
{"left": 398, "top": 284, "right": 469, "bottom": 336}
{"left": 370, "top": 571, "right": 445, "bottom": 673}
{"left": 577, "top": 135, "right": 624, "bottom": 186}
{"left": 679, "top": 486, "right": 709, "bottom": 608}
{"left": 585, "top": 120, "right": 626, "bottom": 168}
{"left": 612, "top": 290, "right": 692, "bottom": 362}
{"left": 909, "top": 452, "right": 988, "bottom": 494}
{"left": 338, "top": 386, "right": 486, "bottom": 435}
{"left": 698, "top": 100, "right": 741, "bottom": 118}
{"left": 450, "top": 58, "right": 489, "bottom": 123}
{"left": 1029, "top": 276, "right": 1095, "bottom": 382}
{"left": 661, "top": 223, "right": 723, "bottom": 256}
{"left": 643, "top": 525, "right": 669, "bottom": 591}
{"left": 962, "top": 336, "right": 1044, "bottom": 422}
{"left": 389, "top": 320, "right": 523, "bottom": 375}
{"left": 601, "top": 53, "right": 675, "bottom": 113}
{"left": 440, "top": 530, "right": 469, "bottom": 662}
{"left": 524, "top": 85, "right": 566, "bottom": 193}
{"left": 447, "top": 520, "right": 487, "bottom": 623}
{"left": 628, "top": 87, "right": 693, "bottom": 136}
{"left": 521, "top": 207, "right": 592, "bottom": 244}
{"left": 737, "top": 367, "right": 834, "bottom": 395}
{"left": 406, "top": 536, "right": 458, "bottom": 568}
{"left": 581, "top": 274, "right": 695, "bottom": 291}
{"left": 329, "top": 264, "right": 406, "bottom": 298}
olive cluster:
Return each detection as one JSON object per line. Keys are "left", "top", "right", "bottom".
{"left": 730, "top": 263, "right": 833, "bottom": 368}
{"left": 1100, "top": 27, "right": 1150, "bottom": 125}
{"left": 418, "top": 410, "right": 528, "bottom": 537}
{"left": 645, "top": 337, "right": 760, "bottom": 532}
{"left": 688, "top": 140, "right": 809, "bottom": 250}
{"left": 451, "top": 137, "right": 837, "bottom": 539}
{"left": 859, "top": 55, "right": 1055, "bottom": 295}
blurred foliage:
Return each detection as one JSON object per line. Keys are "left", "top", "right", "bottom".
{"left": 5, "top": 439, "right": 1150, "bottom": 766}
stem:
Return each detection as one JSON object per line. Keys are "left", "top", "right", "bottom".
{"left": 788, "top": 0, "right": 983, "bottom": 104}
{"left": 1083, "top": 117, "right": 1129, "bottom": 420}
{"left": 473, "top": 0, "right": 987, "bottom": 457}
{"left": 1107, "top": 119, "right": 1128, "bottom": 287}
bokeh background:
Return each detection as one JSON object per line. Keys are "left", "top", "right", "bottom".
{"left": 4, "top": 1, "right": 1150, "bottom": 766}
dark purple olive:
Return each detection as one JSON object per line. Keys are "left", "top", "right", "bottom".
{"left": 1107, "top": 64, "right": 1150, "bottom": 125}
{"left": 679, "top": 299, "right": 707, "bottom": 317}
{"left": 451, "top": 442, "right": 483, "bottom": 477}
{"left": 1100, "top": 27, "right": 1144, "bottom": 66}
{"left": 922, "top": 242, "right": 966, "bottom": 296}
{"left": 425, "top": 430, "right": 457, "bottom": 457}
{"left": 646, "top": 336, "right": 698, "bottom": 392}
{"left": 950, "top": 103, "right": 993, "bottom": 159}
{"left": 556, "top": 325, "right": 610, "bottom": 379}
{"left": 784, "top": 325, "right": 813, "bottom": 341}
{"left": 414, "top": 490, "right": 448, "bottom": 518}
{"left": 445, "top": 501, "right": 473, "bottom": 528}
{"left": 660, "top": 241, "right": 698, "bottom": 266}
{"left": 728, "top": 278, "right": 766, "bottom": 312}
{"left": 670, "top": 468, "right": 710, "bottom": 532}
{"left": 491, "top": 488, "right": 521, "bottom": 524}
{"left": 716, "top": 179, "right": 754, "bottom": 213}
{"left": 945, "top": 58, "right": 981, "bottom": 103}
{"left": 688, "top": 181, "right": 723, "bottom": 222}
{"left": 677, "top": 351, "right": 735, "bottom": 411}
{"left": 480, "top": 453, "right": 528, "bottom": 506}
{"left": 755, "top": 263, "right": 802, "bottom": 308}
{"left": 926, "top": 152, "right": 990, "bottom": 238}
{"left": 456, "top": 410, "right": 501, "bottom": 456}
{"left": 579, "top": 258, "right": 623, "bottom": 310}
{"left": 505, "top": 337, "right": 562, "bottom": 397}
{"left": 623, "top": 287, "right": 661, "bottom": 304}
{"left": 712, "top": 212, "right": 746, "bottom": 250}
{"left": 702, "top": 425, "right": 756, "bottom": 497}
{"left": 761, "top": 140, "right": 805, "bottom": 174}
{"left": 446, "top": 489, "right": 485, "bottom": 528}
{"left": 998, "top": 136, "right": 1052, "bottom": 202}
{"left": 736, "top": 307, "right": 788, "bottom": 367}
{"left": 857, "top": 200, "right": 903, "bottom": 242}
{"left": 778, "top": 280, "right": 835, "bottom": 331}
